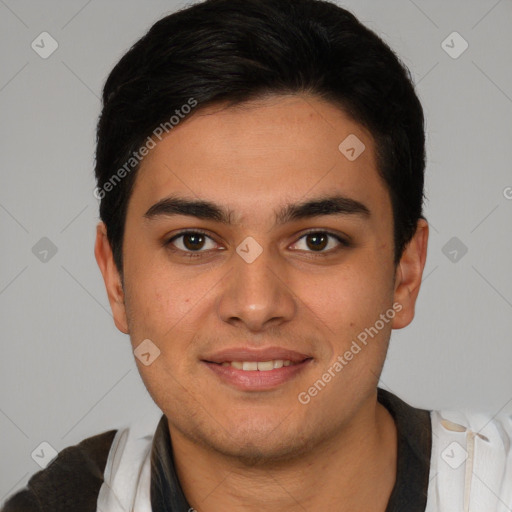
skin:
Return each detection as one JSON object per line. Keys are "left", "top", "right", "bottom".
{"left": 95, "top": 94, "right": 428, "bottom": 511}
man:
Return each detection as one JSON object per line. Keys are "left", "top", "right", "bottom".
{"left": 3, "top": 0, "right": 511, "bottom": 511}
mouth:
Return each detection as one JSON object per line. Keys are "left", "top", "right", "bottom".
{"left": 215, "top": 359, "right": 304, "bottom": 370}
{"left": 201, "top": 347, "right": 313, "bottom": 390}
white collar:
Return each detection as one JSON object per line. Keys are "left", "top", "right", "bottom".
{"left": 96, "top": 408, "right": 161, "bottom": 512}
{"left": 96, "top": 407, "right": 512, "bottom": 511}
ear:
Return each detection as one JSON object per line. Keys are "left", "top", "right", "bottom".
{"left": 392, "top": 218, "right": 429, "bottom": 329}
{"left": 94, "top": 222, "right": 129, "bottom": 334}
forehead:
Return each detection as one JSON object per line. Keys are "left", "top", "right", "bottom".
{"left": 129, "top": 94, "right": 390, "bottom": 226}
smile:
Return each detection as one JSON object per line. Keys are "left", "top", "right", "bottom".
{"left": 218, "top": 360, "right": 300, "bottom": 370}
{"left": 203, "top": 357, "right": 313, "bottom": 391}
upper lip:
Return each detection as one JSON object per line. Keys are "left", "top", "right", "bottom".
{"left": 202, "top": 347, "right": 312, "bottom": 364}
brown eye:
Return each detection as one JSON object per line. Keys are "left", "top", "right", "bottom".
{"left": 166, "top": 230, "right": 217, "bottom": 254}
{"left": 182, "top": 232, "right": 206, "bottom": 250}
{"left": 291, "top": 231, "right": 349, "bottom": 254}
{"left": 305, "top": 232, "right": 329, "bottom": 251}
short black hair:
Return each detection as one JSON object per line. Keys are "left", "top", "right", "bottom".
{"left": 95, "top": 0, "right": 426, "bottom": 274}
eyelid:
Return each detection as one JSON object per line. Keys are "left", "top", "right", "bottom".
{"left": 297, "top": 228, "right": 351, "bottom": 245}
{"left": 289, "top": 229, "right": 350, "bottom": 254}
{"left": 166, "top": 228, "right": 218, "bottom": 250}
{"left": 165, "top": 228, "right": 350, "bottom": 254}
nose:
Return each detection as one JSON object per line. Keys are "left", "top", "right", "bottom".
{"left": 216, "top": 239, "right": 296, "bottom": 333}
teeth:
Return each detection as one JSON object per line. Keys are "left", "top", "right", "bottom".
{"left": 257, "top": 361, "right": 274, "bottom": 371}
{"left": 220, "top": 359, "right": 298, "bottom": 370}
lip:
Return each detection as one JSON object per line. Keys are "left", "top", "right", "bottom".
{"left": 202, "top": 347, "right": 311, "bottom": 364}
{"left": 201, "top": 346, "right": 313, "bottom": 391}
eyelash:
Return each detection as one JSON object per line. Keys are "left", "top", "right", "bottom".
{"left": 164, "top": 229, "right": 351, "bottom": 259}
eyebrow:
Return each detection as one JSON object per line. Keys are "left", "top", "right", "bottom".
{"left": 143, "top": 194, "right": 371, "bottom": 225}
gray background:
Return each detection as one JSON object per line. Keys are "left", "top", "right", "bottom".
{"left": 1, "top": 0, "right": 511, "bottom": 502}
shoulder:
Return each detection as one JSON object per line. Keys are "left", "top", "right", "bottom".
{"left": 1, "top": 429, "right": 117, "bottom": 512}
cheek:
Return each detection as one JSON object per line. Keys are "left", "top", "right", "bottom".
{"left": 124, "top": 263, "right": 214, "bottom": 365}
{"left": 123, "top": 265, "right": 183, "bottom": 344}
{"left": 123, "top": 238, "right": 187, "bottom": 325}
{"left": 125, "top": 274, "right": 203, "bottom": 409}
{"left": 327, "top": 260, "right": 389, "bottom": 315}
{"left": 314, "top": 260, "right": 394, "bottom": 358}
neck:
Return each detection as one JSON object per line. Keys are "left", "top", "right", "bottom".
{"left": 168, "top": 391, "right": 398, "bottom": 512}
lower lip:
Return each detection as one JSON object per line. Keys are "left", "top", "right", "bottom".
{"left": 203, "top": 360, "right": 313, "bottom": 391}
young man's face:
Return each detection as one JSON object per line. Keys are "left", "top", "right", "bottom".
{"left": 96, "top": 94, "right": 427, "bottom": 463}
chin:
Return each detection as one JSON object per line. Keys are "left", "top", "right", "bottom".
{"left": 193, "top": 414, "right": 316, "bottom": 467}
{"left": 211, "top": 433, "right": 310, "bottom": 467}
